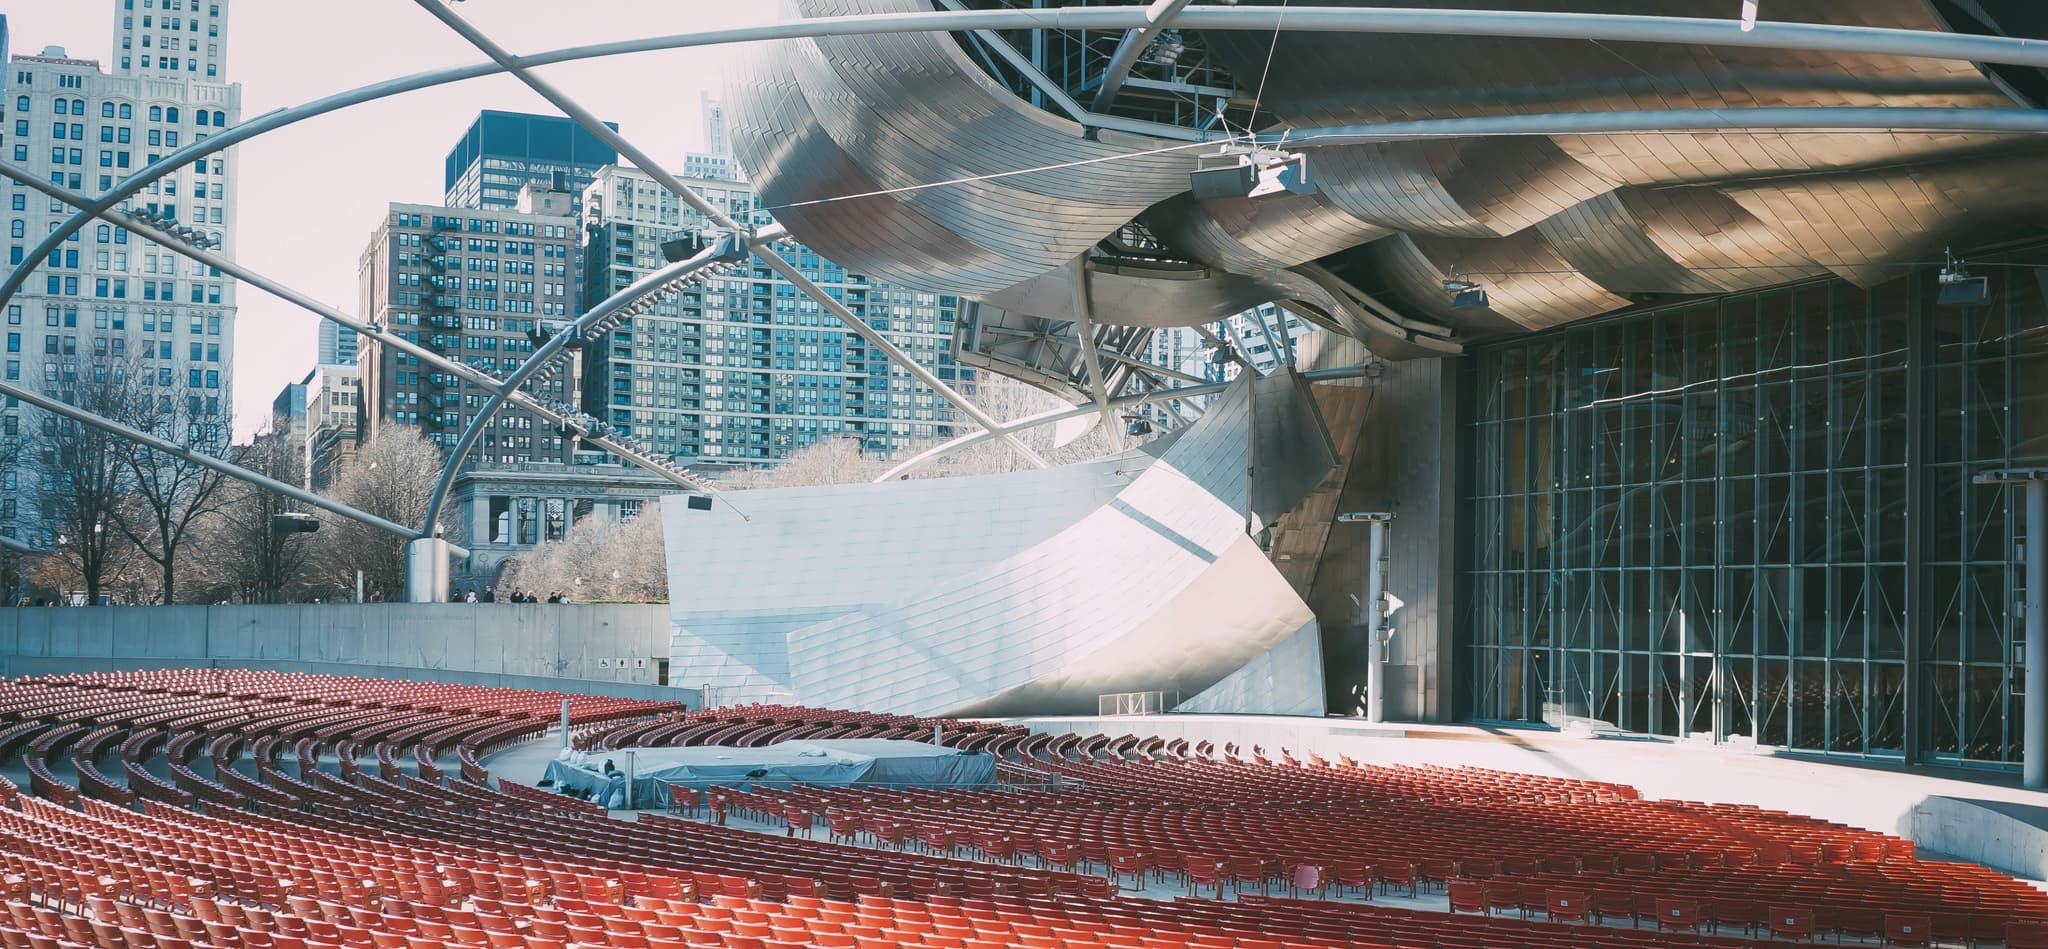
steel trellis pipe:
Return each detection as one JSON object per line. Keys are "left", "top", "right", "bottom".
{"left": 0, "top": 165, "right": 713, "bottom": 509}
{"left": 13, "top": 5, "right": 2048, "bottom": 311}
{"left": 1, "top": 534, "right": 52, "bottom": 556}
{"left": 1066, "top": 258, "right": 1119, "bottom": 437}
{"left": 411, "top": 0, "right": 1053, "bottom": 471}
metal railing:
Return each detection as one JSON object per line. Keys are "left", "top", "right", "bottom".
{"left": 1098, "top": 690, "right": 1179, "bottom": 717}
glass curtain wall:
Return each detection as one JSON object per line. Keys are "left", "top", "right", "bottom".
{"left": 1462, "top": 246, "right": 2048, "bottom": 768}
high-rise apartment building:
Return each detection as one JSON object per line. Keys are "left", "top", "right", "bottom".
{"left": 579, "top": 165, "right": 967, "bottom": 464}
{"left": 443, "top": 110, "right": 617, "bottom": 214}
{"left": 355, "top": 183, "right": 579, "bottom": 465}
{"left": 2, "top": 1, "right": 242, "bottom": 546}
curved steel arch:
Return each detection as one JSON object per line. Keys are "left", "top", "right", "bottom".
{"left": 13, "top": 2, "right": 2048, "bottom": 314}
{"left": 0, "top": 166, "right": 715, "bottom": 518}
{"left": 10, "top": 3, "right": 2048, "bottom": 547}
{"left": 412, "top": 0, "right": 1057, "bottom": 474}
{"left": 416, "top": 232, "right": 779, "bottom": 530}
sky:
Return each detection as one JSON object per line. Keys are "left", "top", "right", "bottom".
{"left": 4, "top": 0, "right": 776, "bottom": 441}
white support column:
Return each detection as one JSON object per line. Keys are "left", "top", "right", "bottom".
{"left": 404, "top": 538, "right": 454, "bottom": 604}
{"left": 1340, "top": 512, "right": 1395, "bottom": 723}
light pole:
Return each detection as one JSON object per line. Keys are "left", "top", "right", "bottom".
{"left": 1338, "top": 512, "right": 1395, "bottom": 723}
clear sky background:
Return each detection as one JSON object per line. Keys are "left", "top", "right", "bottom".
{"left": 5, "top": 1, "right": 774, "bottom": 440}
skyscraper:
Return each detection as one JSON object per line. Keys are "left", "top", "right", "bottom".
{"left": 701, "top": 91, "right": 728, "bottom": 158}
{"left": 355, "top": 183, "right": 580, "bottom": 465}
{"left": 580, "top": 165, "right": 965, "bottom": 464}
{"left": 316, "top": 316, "right": 356, "bottom": 367}
{"left": 442, "top": 110, "right": 618, "bottom": 214}
{"left": 2, "top": 1, "right": 242, "bottom": 547}
{"left": 313, "top": 112, "right": 620, "bottom": 389}
{"left": 682, "top": 93, "right": 741, "bottom": 183}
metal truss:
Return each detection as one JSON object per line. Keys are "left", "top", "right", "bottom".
{"left": 1091, "top": 0, "right": 1198, "bottom": 115}
{"left": 7, "top": 3, "right": 2048, "bottom": 554}
{"left": 871, "top": 364, "right": 1371, "bottom": 483}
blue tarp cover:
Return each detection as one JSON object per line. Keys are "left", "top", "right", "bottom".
{"left": 541, "top": 738, "right": 995, "bottom": 809}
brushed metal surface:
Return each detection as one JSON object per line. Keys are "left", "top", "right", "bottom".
{"left": 728, "top": 0, "right": 2048, "bottom": 356}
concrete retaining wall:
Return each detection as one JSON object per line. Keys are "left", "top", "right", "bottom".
{"left": 0, "top": 603, "right": 696, "bottom": 705}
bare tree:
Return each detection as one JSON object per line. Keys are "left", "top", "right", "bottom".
{"left": 35, "top": 369, "right": 139, "bottom": 602}
{"left": 209, "top": 427, "right": 320, "bottom": 604}
{"left": 319, "top": 427, "right": 444, "bottom": 600}
{"left": 113, "top": 390, "right": 233, "bottom": 604}
{"left": 718, "top": 435, "right": 883, "bottom": 489}
{"left": 500, "top": 511, "right": 667, "bottom": 602}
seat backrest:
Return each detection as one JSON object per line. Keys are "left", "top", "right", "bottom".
{"left": 1770, "top": 907, "right": 1815, "bottom": 937}
{"left": 1885, "top": 915, "right": 1930, "bottom": 947}
{"left": 1655, "top": 898, "right": 1698, "bottom": 925}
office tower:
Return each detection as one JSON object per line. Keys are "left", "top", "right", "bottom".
{"left": 2, "top": 1, "right": 242, "bottom": 547}
{"left": 442, "top": 110, "right": 618, "bottom": 214}
{"left": 355, "top": 182, "right": 579, "bottom": 464}
{"left": 580, "top": 165, "right": 965, "bottom": 465}
{"left": 269, "top": 369, "right": 309, "bottom": 442}
{"left": 316, "top": 317, "right": 356, "bottom": 367}
{"left": 683, "top": 92, "right": 741, "bottom": 182}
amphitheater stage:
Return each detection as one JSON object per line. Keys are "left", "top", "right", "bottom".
{"left": 1010, "top": 714, "right": 2048, "bottom": 884}
{"left": 542, "top": 738, "right": 995, "bottom": 809}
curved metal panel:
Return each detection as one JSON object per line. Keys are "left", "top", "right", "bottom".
{"left": 721, "top": 0, "right": 2048, "bottom": 360}
{"left": 1368, "top": 231, "right": 1632, "bottom": 335}
{"left": 778, "top": 372, "right": 1333, "bottom": 717}
{"left": 730, "top": 0, "right": 1200, "bottom": 297}
{"left": 1141, "top": 191, "right": 1392, "bottom": 273}
{"left": 1311, "top": 138, "right": 1616, "bottom": 238}
{"left": 1719, "top": 146, "right": 2048, "bottom": 286}
{"left": 1619, "top": 187, "right": 1828, "bottom": 292}
{"left": 1536, "top": 191, "right": 1725, "bottom": 296}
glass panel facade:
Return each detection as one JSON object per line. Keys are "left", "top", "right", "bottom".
{"left": 1462, "top": 247, "right": 2048, "bottom": 768}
